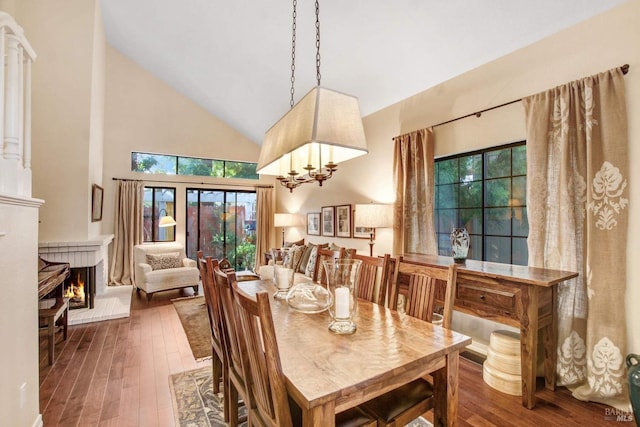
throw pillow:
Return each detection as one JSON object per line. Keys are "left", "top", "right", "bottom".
{"left": 284, "top": 244, "right": 305, "bottom": 270}
{"left": 146, "top": 253, "right": 183, "bottom": 270}
{"left": 329, "top": 242, "right": 343, "bottom": 251}
{"left": 304, "top": 246, "right": 319, "bottom": 278}
{"left": 283, "top": 246, "right": 295, "bottom": 268}
{"left": 298, "top": 243, "right": 313, "bottom": 274}
{"left": 290, "top": 244, "right": 307, "bottom": 272}
{"left": 284, "top": 238, "right": 305, "bottom": 248}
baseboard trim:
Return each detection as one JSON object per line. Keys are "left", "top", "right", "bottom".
{"left": 461, "top": 343, "right": 488, "bottom": 365}
{"left": 466, "top": 341, "right": 488, "bottom": 357}
{"left": 32, "top": 414, "right": 43, "bottom": 427}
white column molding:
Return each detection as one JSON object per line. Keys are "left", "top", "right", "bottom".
{"left": 18, "top": 45, "right": 24, "bottom": 163}
{"left": 0, "top": 12, "right": 36, "bottom": 197}
{"left": 24, "top": 60, "right": 31, "bottom": 170}
{"left": 3, "top": 34, "right": 20, "bottom": 160}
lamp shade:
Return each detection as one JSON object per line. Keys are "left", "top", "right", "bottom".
{"left": 159, "top": 215, "right": 176, "bottom": 228}
{"left": 257, "top": 86, "right": 368, "bottom": 176}
{"left": 354, "top": 204, "right": 393, "bottom": 228}
{"left": 274, "top": 213, "right": 302, "bottom": 227}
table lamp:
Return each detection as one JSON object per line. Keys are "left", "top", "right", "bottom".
{"left": 354, "top": 203, "right": 393, "bottom": 256}
{"left": 274, "top": 213, "right": 302, "bottom": 247}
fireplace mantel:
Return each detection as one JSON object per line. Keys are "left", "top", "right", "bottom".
{"left": 38, "top": 235, "right": 113, "bottom": 294}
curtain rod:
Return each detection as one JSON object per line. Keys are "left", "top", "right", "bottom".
{"left": 393, "top": 63, "right": 630, "bottom": 137}
{"left": 112, "top": 177, "right": 273, "bottom": 189}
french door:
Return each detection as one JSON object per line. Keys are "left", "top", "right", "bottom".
{"left": 185, "top": 189, "right": 257, "bottom": 270}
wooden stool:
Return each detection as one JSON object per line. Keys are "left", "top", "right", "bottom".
{"left": 39, "top": 298, "right": 69, "bottom": 365}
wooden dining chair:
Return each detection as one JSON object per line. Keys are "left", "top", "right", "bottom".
{"left": 218, "top": 257, "right": 233, "bottom": 271}
{"left": 312, "top": 246, "right": 346, "bottom": 284}
{"left": 230, "top": 282, "right": 377, "bottom": 427}
{"left": 210, "top": 259, "right": 251, "bottom": 427}
{"left": 196, "top": 252, "right": 228, "bottom": 421}
{"left": 389, "top": 257, "right": 457, "bottom": 328}
{"left": 352, "top": 253, "right": 392, "bottom": 305}
{"left": 362, "top": 259, "right": 458, "bottom": 426}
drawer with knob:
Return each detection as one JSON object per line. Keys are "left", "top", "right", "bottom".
{"left": 455, "top": 278, "right": 520, "bottom": 320}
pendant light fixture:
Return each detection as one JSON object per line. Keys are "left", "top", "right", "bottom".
{"left": 257, "top": 0, "right": 368, "bottom": 192}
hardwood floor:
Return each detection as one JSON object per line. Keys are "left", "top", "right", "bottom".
{"left": 39, "top": 287, "right": 206, "bottom": 426}
{"left": 39, "top": 287, "right": 626, "bottom": 426}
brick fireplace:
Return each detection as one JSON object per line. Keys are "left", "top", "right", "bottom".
{"left": 38, "top": 235, "right": 114, "bottom": 309}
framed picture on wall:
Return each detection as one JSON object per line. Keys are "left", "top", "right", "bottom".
{"left": 335, "top": 204, "right": 352, "bottom": 238}
{"left": 307, "top": 212, "right": 321, "bottom": 236}
{"left": 91, "top": 184, "right": 103, "bottom": 222}
{"left": 353, "top": 226, "right": 375, "bottom": 239}
{"left": 321, "top": 206, "right": 335, "bottom": 237}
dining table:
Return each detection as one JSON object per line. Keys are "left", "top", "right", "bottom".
{"left": 237, "top": 279, "right": 472, "bottom": 427}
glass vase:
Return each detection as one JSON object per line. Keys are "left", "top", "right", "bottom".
{"left": 627, "top": 354, "right": 640, "bottom": 424}
{"left": 323, "top": 259, "right": 361, "bottom": 334}
{"left": 450, "top": 227, "right": 470, "bottom": 263}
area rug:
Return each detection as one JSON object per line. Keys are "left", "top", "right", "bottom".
{"left": 172, "top": 296, "right": 211, "bottom": 361}
{"left": 169, "top": 366, "right": 238, "bottom": 427}
{"left": 170, "top": 366, "right": 433, "bottom": 427}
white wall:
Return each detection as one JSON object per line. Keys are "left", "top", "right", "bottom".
{"left": 0, "top": 198, "right": 42, "bottom": 427}
{"left": 278, "top": 0, "right": 640, "bottom": 353}
{"left": 10, "top": 0, "right": 104, "bottom": 243}
{"left": 103, "top": 46, "right": 272, "bottom": 247}
{"left": 88, "top": 3, "right": 106, "bottom": 238}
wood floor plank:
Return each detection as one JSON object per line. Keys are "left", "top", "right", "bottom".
{"left": 77, "top": 320, "right": 120, "bottom": 426}
{"left": 42, "top": 324, "right": 99, "bottom": 425}
{"left": 57, "top": 320, "right": 111, "bottom": 426}
{"left": 39, "top": 286, "right": 625, "bottom": 427}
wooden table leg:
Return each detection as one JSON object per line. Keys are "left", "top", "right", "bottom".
{"left": 520, "top": 287, "right": 539, "bottom": 409}
{"left": 302, "top": 401, "right": 335, "bottom": 427}
{"left": 542, "top": 287, "right": 558, "bottom": 391}
{"left": 433, "top": 350, "right": 459, "bottom": 427}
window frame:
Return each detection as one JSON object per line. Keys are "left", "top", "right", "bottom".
{"left": 434, "top": 141, "right": 528, "bottom": 265}
{"left": 143, "top": 186, "right": 177, "bottom": 243}
{"left": 185, "top": 188, "right": 257, "bottom": 270}
{"left": 131, "top": 151, "right": 259, "bottom": 180}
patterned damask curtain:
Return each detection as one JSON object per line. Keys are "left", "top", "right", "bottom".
{"left": 523, "top": 68, "right": 629, "bottom": 409}
{"left": 392, "top": 128, "right": 437, "bottom": 256}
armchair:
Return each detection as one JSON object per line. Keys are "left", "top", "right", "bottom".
{"left": 133, "top": 242, "right": 199, "bottom": 301}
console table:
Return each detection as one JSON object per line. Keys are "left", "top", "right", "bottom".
{"left": 395, "top": 253, "right": 578, "bottom": 409}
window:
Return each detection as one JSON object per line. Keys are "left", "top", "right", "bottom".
{"left": 143, "top": 187, "right": 176, "bottom": 242}
{"left": 131, "top": 152, "right": 258, "bottom": 179}
{"left": 185, "top": 189, "right": 257, "bottom": 270}
{"left": 434, "top": 142, "right": 528, "bottom": 265}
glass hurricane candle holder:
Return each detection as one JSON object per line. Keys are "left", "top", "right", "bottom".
{"left": 273, "top": 264, "right": 295, "bottom": 300}
{"left": 323, "top": 259, "right": 361, "bottom": 334}
{"left": 270, "top": 248, "right": 287, "bottom": 265}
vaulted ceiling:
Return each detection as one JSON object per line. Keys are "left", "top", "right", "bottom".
{"left": 99, "top": 0, "right": 627, "bottom": 145}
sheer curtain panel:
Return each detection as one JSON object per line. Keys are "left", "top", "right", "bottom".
{"left": 254, "top": 186, "right": 274, "bottom": 272}
{"left": 392, "top": 128, "right": 437, "bottom": 256}
{"left": 109, "top": 180, "right": 144, "bottom": 286}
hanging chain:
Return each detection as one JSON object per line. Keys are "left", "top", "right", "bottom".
{"left": 315, "top": 0, "right": 321, "bottom": 86}
{"left": 290, "top": 0, "right": 297, "bottom": 109}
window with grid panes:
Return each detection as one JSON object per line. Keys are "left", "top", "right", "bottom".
{"left": 434, "top": 142, "right": 528, "bottom": 265}
{"left": 143, "top": 187, "right": 176, "bottom": 242}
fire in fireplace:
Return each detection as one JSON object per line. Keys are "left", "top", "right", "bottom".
{"left": 64, "top": 267, "right": 95, "bottom": 309}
